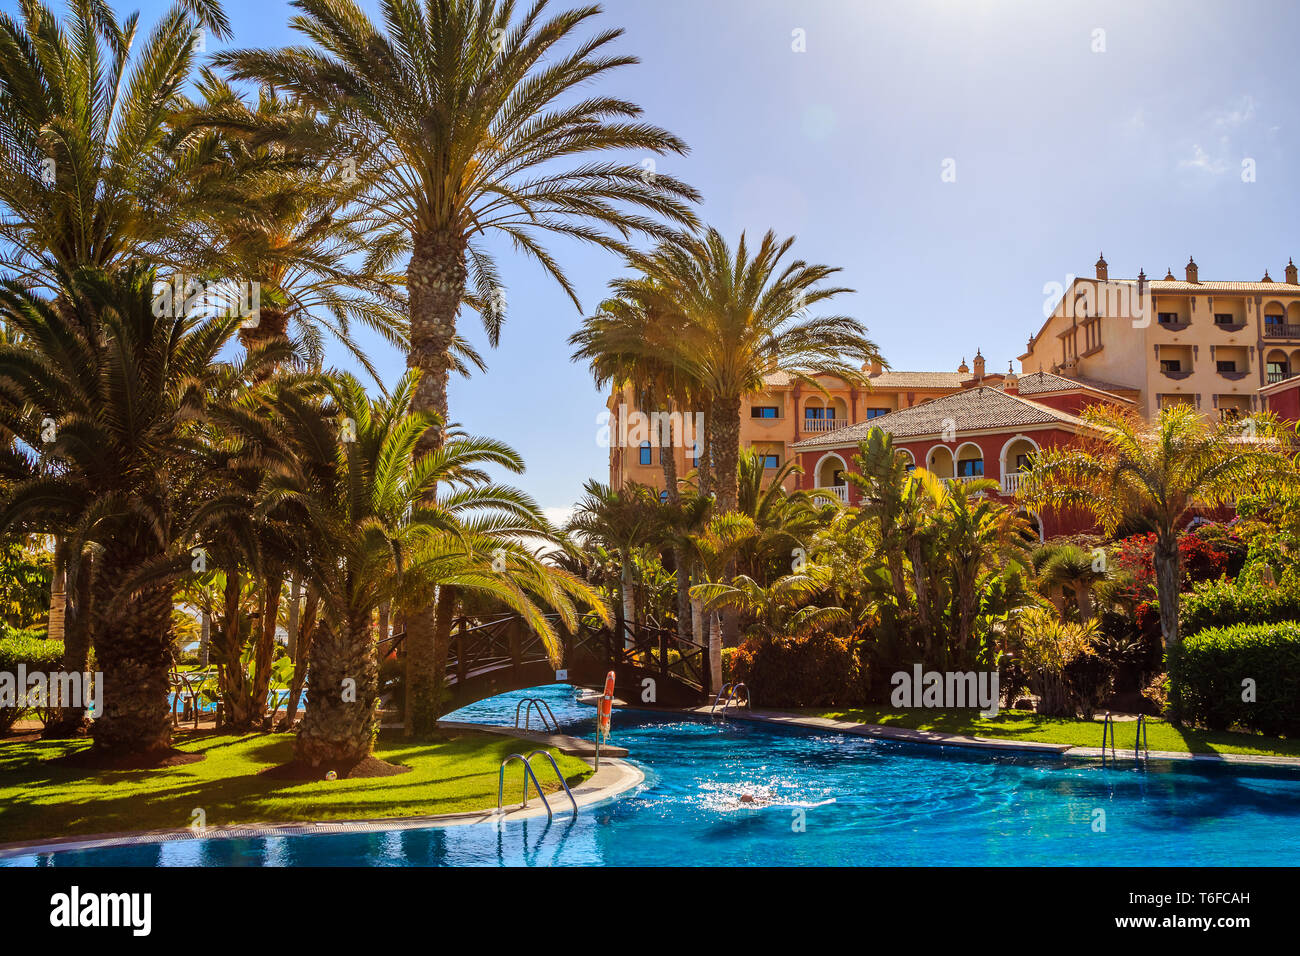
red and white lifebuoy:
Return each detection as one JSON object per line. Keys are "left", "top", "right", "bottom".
{"left": 598, "top": 670, "right": 615, "bottom": 735}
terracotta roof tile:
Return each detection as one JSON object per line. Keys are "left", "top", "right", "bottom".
{"left": 1007, "top": 370, "right": 1137, "bottom": 399}
{"left": 793, "top": 387, "right": 1087, "bottom": 448}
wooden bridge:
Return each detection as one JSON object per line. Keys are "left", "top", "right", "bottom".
{"left": 440, "top": 614, "right": 711, "bottom": 711}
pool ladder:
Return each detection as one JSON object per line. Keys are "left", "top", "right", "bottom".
{"left": 497, "top": 750, "right": 579, "bottom": 821}
{"left": 514, "top": 697, "right": 559, "bottom": 732}
{"left": 710, "top": 682, "right": 750, "bottom": 717}
{"left": 1100, "top": 712, "right": 1149, "bottom": 767}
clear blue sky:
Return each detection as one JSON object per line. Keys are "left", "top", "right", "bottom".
{"left": 94, "top": 0, "right": 1300, "bottom": 519}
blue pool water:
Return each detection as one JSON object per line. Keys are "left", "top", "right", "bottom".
{"left": 7, "top": 684, "right": 1300, "bottom": 866}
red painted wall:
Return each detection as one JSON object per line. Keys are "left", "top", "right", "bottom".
{"left": 798, "top": 426, "right": 1095, "bottom": 538}
{"left": 1266, "top": 382, "right": 1300, "bottom": 424}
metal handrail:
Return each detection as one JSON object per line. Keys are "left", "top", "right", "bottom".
{"left": 710, "top": 682, "right": 751, "bottom": 716}
{"left": 1136, "top": 713, "right": 1149, "bottom": 765}
{"left": 497, "top": 754, "right": 553, "bottom": 820}
{"left": 513, "top": 697, "right": 559, "bottom": 732}
{"left": 526, "top": 749, "right": 579, "bottom": 816}
{"left": 1100, "top": 712, "right": 1117, "bottom": 766}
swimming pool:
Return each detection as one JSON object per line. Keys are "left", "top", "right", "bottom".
{"left": 8, "top": 684, "right": 1300, "bottom": 866}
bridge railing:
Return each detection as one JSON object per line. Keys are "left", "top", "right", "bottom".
{"left": 440, "top": 611, "right": 708, "bottom": 695}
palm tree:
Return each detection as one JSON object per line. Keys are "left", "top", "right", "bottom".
{"left": 616, "top": 228, "right": 884, "bottom": 514}
{"left": 566, "top": 479, "right": 661, "bottom": 642}
{"left": 841, "top": 428, "right": 914, "bottom": 611}
{"left": 261, "top": 371, "right": 605, "bottom": 765}
{"left": 177, "top": 74, "right": 408, "bottom": 382}
{"left": 0, "top": 264, "right": 269, "bottom": 759}
{"left": 0, "top": 0, "right": 231, "bottom": 288}
{"left": 217, "top": 0, "right": 699, "bottom": 734}
{"left": 1034, "top": 543, "right": 1108, "bottom": 621}
{"left": 1017, "top": 404, "right": 1296, "bottom": 647}
{"left": 692, "top": 563, "right": 848, "bottom": 643}
{"left": 685, "top": 512, "right": 760, "bottom": 693}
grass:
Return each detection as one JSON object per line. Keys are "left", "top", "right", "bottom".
{"left": 0, "top": 730, "right": 592, "bottom": 847}
{"left": 798, "top": 707, "right": 1300, "bottom": 758}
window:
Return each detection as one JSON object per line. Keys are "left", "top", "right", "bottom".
{"left": 1015, "top": 453, "right": 1031, "bottom": 471}
{"left": 751, "top": 406, "right": 780, "bottom": 419}
{"left": 1216, "top": 360, "right": 1237, "bottom": 373}
{"left": 760, "top": 454, "right": 780, "bottom": 469}
{"left": 638, "top": 442, "right": 651, "bottom": 466}
{"left": 1160, "top": 359, "right": 1182, "bottom": 373}
{"left": 804, "top": 406, "right": 836, "bottom": 420}
{"left": 1157, "top": 312, "right": 1180, "bottom": 325}
{"left": 1268, "top": 362, "right": 1290, "bottom": 383}
{"left": 865, "top": 407, "right": 890, "bottom": 419}
{"left": 659, "top": 489, "right": 670, "bottom": 502}
{"left": 1266, "top": 314, "right": 1284, "bottom": 326}
{"left": 691, "top": 443, "right": 701, "bottom": 467}
{"left": 957, "top": 458, "right": 984, "bottom": 477}
{"left": 1214, "top": 313, "right": 1236, "bottom": 325}
{"left": 830, "top": 468, "right": 844, "bottom": 486}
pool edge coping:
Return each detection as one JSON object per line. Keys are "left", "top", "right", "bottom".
{"left": 692, "top": 707, "right": 1300, "bottom": 767}
{"left": 0, "top": 755, "right": 644, "bottom": 861}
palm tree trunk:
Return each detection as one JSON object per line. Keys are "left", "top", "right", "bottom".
{"left": 708, "top": 610, "right": 723, "bottom": 695}
{"left": 430, "top": 586, "right": 458, "bottom": 719}
{"left": 46, "top": 542, "right": 66, "bottom": 643}
{"left": 251, "top": 572, "right": 283, "bottom": 726}
{"left": 712, "top": 396, "right": 741, "bottom": 511}
{"left": 405, "top": 229, "right": 467, "bottom": 736}
{"left": 699, "top": 399, "right": 712, "bottom": 497}
{"left": 217, "top": 569, "right": 257, "bottom": 729}
{"left": 294, "top": 614, "right": 378, "bottom": 767}
{"left": 1154, "top": 535, "right": 1181, "bottom": 648}
{"left": 88, "top": 549, "right": 174, "bottom": 757}
{"left": 44, "top": 547, "right": 93, "bottom": 738}
{"left": 282, "top": 587, "right": 318, "bottom": 730}
{"left": 620, "top": 556, "right": 636, "bottom": 648}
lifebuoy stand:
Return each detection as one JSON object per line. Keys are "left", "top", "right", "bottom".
{"left": 596, "top": 670, "right": 615, "bottom": 769}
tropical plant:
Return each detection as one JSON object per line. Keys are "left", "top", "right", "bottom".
{"left": 217, "top": 0, "right": 699, "bottom": 734}
{"left": 0, "top": 264, "right": 271, "bottom": 758}
{"left": 1018, "top": 405, "right": 1297, "bottom": 647}
{"left": 1012, "top": 606, "right": 1097, "bottom": 717}
{"left": 0, "top": 0, "right": 232, "bottom": 287}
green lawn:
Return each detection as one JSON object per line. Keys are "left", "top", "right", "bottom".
{"left": 799, "top": 708, "right": 1300, "bottom": 758}
{"left": 0, "top": 730, "right": 592, "bottom": 847}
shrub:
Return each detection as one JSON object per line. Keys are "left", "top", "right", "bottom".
{"left": 1167, "top": 623, "right": 1300, "bottom": 735}
{"left": 725, "top": 632, "right": 857, "bottom": 707}
{"left": 1012, "top": 607, "right": 1097, "bottom": 717}
{"left": 1180, "top": 579, "right": 1300, "bottom": 637}
{"left": 0, "top": 633, "right": 64, "bottom": 734}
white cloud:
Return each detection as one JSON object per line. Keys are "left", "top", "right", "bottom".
{"left": 1178, "top": 143, "right": 1228, "bottom": 174}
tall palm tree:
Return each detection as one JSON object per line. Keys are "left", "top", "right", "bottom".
{"left": 0, "top": 264, "right": 271, "bottom": 759}
{"left": 177, "top": 74, "right": 408, "bottom": 382}
{"left": 217, "top": 0, "right": 699, "bottom": 733}
{"left": 1018, "top": 404, "right": 1296, "bottom": 648}
{"left": 615, "top": 228, "right": 883, "bottom": 513}
{"left": 0, "top": 0, "right": 232, "bottom": 288}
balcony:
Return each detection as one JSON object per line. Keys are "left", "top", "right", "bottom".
{"left": 1264, "top": 323, "right": 1300, "bottom": 339}
{"left": 1001, "top": 472, "right": 1025, "bottom": 496}
{"left": 1267, "top": 370, "right": 1296, "bottom": 385}
{"left": 1216, "top": 368, "right": 1250, "bottom": 381}
{"left": 820, "top": 484, "right": 848, "bottom": 503}
{"left": 1159, "top": 367, "right": 1193, "bottom": 380}
{"left": 803, "top": 418, "right": 843, "bottom": 433}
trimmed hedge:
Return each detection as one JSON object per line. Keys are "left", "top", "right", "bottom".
{"left": 0, "top": 633, "right": 64, "bottom": 733}
{"left": 725, "top": 632, "right": 857, "bottom": 707}
{"left": 1180, "top": 579, "right": 1300, "bottom": 637}
{"left": 1167, "top": 623, "right": 1300, "bottom": 735}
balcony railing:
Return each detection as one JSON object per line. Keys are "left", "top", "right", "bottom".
{"left": 1264, "top": 323, "right": 1300, "bottom": 339}
{"left": 1267, "top": 370, "right": 1295, "bottom": 384}
{"left": 802, "top": 418, "right": 842, "bottom": 433}
{"left": 1001, "top": 471, "right": 1025, "bottom": 496}
{"left": 820, "top": 484, "right": 848, "bottom": 503}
